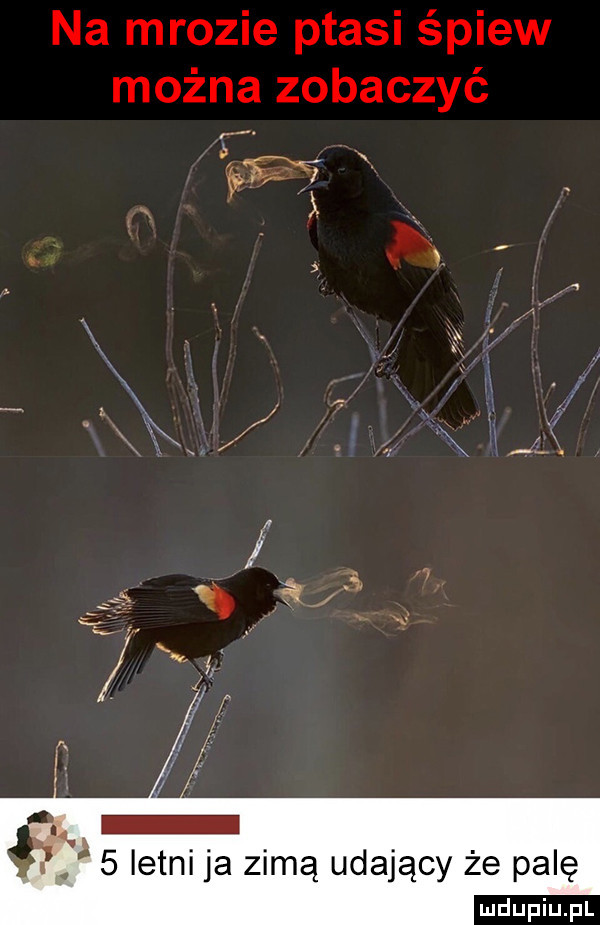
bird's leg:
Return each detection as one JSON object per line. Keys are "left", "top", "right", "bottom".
{"left": 375, "top": 326, "right": 406, "bottom": 379}
{"left": 207, "top": 649, "right": 225, "bottom": 672}
{"left": 188, "top": 657, "right": 214, "bottom": 691}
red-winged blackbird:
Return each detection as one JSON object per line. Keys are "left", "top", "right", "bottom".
{"left": 300, "top": 144, "right": 479, "bottom": 430}
{"left": 79, "top": 567, "right": 289, "bottom": 702}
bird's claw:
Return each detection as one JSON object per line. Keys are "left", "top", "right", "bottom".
{"left": 208, "top": 650, "right": 224, "bottom": 672}
{"left": 192, "top": 670, "right": 213, "bottom": 693}
{"left": 375, "top": 353, "right": 398, "bottom": 379}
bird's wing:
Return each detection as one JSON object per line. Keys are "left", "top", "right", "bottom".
{"left": 307, "top": 211, "right": 319, "bottom": 250}
{"left": 79, "top": 574, "right": 237, "bottom": 634}
{"left": 383, "top": 212, "right": 465, "bottom": 358}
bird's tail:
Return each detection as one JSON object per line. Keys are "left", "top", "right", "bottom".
{"left": 97, "top": 630, "right": 155, "bottom": 703}
{"left": 396, "top": 330, "right": 479, "bottom": 431}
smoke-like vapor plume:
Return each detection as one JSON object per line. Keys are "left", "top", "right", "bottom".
{"left": 281, "top": 567, "right": 451, "bottom": 636}
{"left": 226, "top": 156, "right": 313, "bottom": 201}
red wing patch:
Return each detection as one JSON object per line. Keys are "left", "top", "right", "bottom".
{"left": 194, "top": 582, "right": 237, "bottom": 620}
{"left": 211, "top": 583, "right": 236, "bottom": 621}
{"left": 307, "top": 211, "right": 318, "bottom": 250}
{"left": 386, "top": 220, "right": 441, "bottom": 270}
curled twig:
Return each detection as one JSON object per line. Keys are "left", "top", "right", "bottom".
{"left": 299, "top": 372, "right": 364, "bottom": 457}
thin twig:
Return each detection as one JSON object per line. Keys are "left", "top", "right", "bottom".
{"left": 575, "top": 375, "right": 600, "bottom": 456}
{"left": 165, "top": 310, "right": 192, "bottom": 456}
{"left": 485, "top": 406, "right": 511, "bottom": 455}
{"left": 531, "top": 188, "right": 571, "bottom": 455}
{"left": 0, "top": 407, "right": 24, "bottom": 414}
{"left": 82, "top": 419, "right": 106, "bottom": 456}
{"left": 99, "top": 408, "right": 142, "bottom": 456}
{"left": 183, "top": 340, "right": 210, "bottom": 455}
{"left": 530, "top": 345, "right": 600, "bottom": 451}
{"left": 245, "top": 519, "right": 273, "bottom": 567}
{"left": 210, "top": 304, "right": 222, "bottom": 456}
{"left": 148, "top": 518, "right": 272, "bottom": 798}
{"left": 348, "top": 412, "right": 360, "bottom": 457}
{"left": 482, "top": 268, "right": 503, "bottom": 456}
{"left": 367, "top": 425, "right": 377, "bottom": 455}
{"left": 219, "top": 232, "right": 264, "bottom": 418}
{"left": 53, "top": 740, "right": 71, "bottom": 798}
{"left": 180, "top": 696, "right": 232, "bottom": 798}
{"left": 218, "top": 328, "right": 283, "bottom": 454}
{"left": 374, "top": 377, "right": 390, "bottom": 445}
{"left": 80, "top": 317, "right": 163, "bottom": 456}
{"left": 380, "top": 277, "right": 578, "bottom": 455}
{"left": 543, "top": 382, "right": 556, "bottom": 411}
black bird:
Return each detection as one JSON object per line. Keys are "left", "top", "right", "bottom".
{"left": 300, "top": 144, "right": 479, "bottom": 430}
{"left": 79, "top": 567, "right": 290, "bottom": 702}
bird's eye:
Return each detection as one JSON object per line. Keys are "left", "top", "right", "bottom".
{"left": 337, "top": 166, "right": 347, "bottom": 174}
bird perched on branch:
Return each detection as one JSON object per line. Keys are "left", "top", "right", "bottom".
{"left": 300, "top": 144, "right": 479, "bottom": 430}
{"left": 79, "top": 567, "right": 290, "bottom": 702}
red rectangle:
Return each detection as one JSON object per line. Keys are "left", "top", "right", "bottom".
{"left": 101, "top": 815, "right": 240, "bottom": 835}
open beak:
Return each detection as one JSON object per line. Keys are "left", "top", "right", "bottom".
{"left": 298, "top": 159, "right": 329, "bottom": 195}
{"left": 274, "top": 581, "right": 294, "bottom": 607}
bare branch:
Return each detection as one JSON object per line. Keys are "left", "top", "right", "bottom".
{"left": 0, "top": 407, "right": 24, "bottom": 414}
{"left": 183, "top": 340, "right": 209, "bottom": 455}
{"left": 81, "top": 419, "right": 106, "bottom": 457}
{"left": 218, "top": 328, "right": 283, "bottom": 455}
{"left": 299, "top": 372, "right": 364, "bottom": 457}
{"left": 482, "top": 268, "right": 503, "bottom": 456}
{"left": 485, "top": 406, "right": 512, "bottom": 455}
{"left": 180, "top": 696, "right": 232, "bottom": 798}
{"left": 367, "top": 424, "right": 377, "bottom": 455}
{"left": 531, "top": 188, "right": 572, "bottom": 455}
{"left": 530, "top": 345, "right": 600, "bottom": 452}
{"left": 575, "top": 375, "right": 600, "bottom": 456}
{"left": 219, "top": 232, "right": 264, "bottom": 418}
{"left": 348, "top": 411, "right": 360, "bottom": 457}
{"left": 210, "top": 304, "right": 222, "bottom": 456}
{"left": 53, "top": 740, "right": 71, "bottom": 798}
{"left": 148, "top": 518, "right": 272, "bottom": 798}
{"left": 99, "top": 407, "right": 142, "bottom": 456}
{"left": 165, "top": 310, "right": 193, "bottom": 457}
{"left": 380, "top": 274, "right": 578, "bottom": 455}
{"left": 245, "top": 519, "right": 273, "bottom": 568}
{"left": 80, "top": 317, "right": 163, "bottom": 456}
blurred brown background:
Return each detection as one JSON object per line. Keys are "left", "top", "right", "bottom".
{"left": 1, "top": 119, "right": 599, "bottom": 456}
{"left": 1, "top": 457, "right": 599, "bottom": 797}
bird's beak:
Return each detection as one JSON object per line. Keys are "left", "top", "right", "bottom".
{"left": 298, "top": 160, "right": 329, "bottom": 195}
{"left": 274, "top": 581, "right": 294, "bottom": 607}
